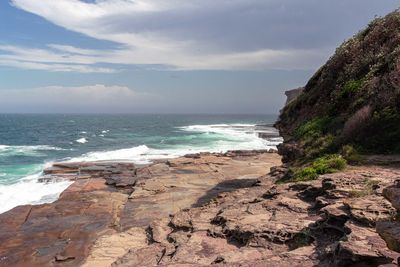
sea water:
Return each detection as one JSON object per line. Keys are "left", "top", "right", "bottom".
{"left": 0, "top": 114, "right": 282, "bottom": 213}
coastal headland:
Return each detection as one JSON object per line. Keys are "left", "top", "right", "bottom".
{"left": 2, "top": 9, "right": 400, "bottom": 267}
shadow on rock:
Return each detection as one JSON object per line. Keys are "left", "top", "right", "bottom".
{"left": 192, "top": 178, "right": 259, "bottom": 208}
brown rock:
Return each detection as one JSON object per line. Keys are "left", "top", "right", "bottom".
{"left": 344, "top": 196, "right": 395, "bottom": 226}
{"left": 383, "top": 186, "right": 400, "bottom": 210}
{"left": 377, "top": 221, "right": 400, "bottom": 253}
{"left": 335, "top": 221, "right": 398, "bottom": 266}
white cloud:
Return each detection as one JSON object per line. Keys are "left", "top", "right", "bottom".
{"left": 0, "top": 85, "right": 157, "bottom": 112}
{"left": 5, "top": 0, "right": 339, "bottom": 71}
{"left": 0, "top": 45, "right": 116, "bottom": 72}
{"left": 6, "top": 0, "right": 399, "bottom": 71}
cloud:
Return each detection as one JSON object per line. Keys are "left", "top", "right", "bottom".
{"left": 0, "top": 84, "right": 157, "bottom": 113}
{"left": 6, "top": 0, "right": 400, "bottom": 71}
{"left": 0, "top": 45, "right": 116, "bottom": 73}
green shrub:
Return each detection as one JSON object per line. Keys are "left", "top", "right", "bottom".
{"left": 339, "top": 79, "right": 365, "bottom": 98}
{"left": 312, "top": 154, "right": 347, "bottom": 174}
{"left": 295, "top": 117, "right": 332, "bottom": 139}
{"left": 304, "top": 134, "right": 336, "bottom": 158}
{"left": 291, "top": 154, "right": 347, "bottom": 182}
{"left": 292, "top": 167, "right": 318, "bottom": 182}
{"left": 341, "top": 145, "right": 363, "bottom": 164}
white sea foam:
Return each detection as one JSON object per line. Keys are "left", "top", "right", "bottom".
{"left": 0, "top": 123, "right": 282, "bottom": 214}
{"left": 0, "top": 145, "right": 64, "bottom": 151}
{"left": 76, "top": 138, "right": 88, "bottom": 144}
{"left": 0, "top": 145, "right": 66, "bottom": 156}
{"left": 0, "top": 172, "right": 73, "bottom": 214}
{"left": 178, "top": 123, "right": 281, "bottom": 151}
{"left": 67, "top": 123, "right": 281, "bottom": 164}
{"left": 68, "top": 145, "right": 154, "bottom": 164}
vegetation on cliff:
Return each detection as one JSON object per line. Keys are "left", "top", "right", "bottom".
{"left": 276, "top": 10, "right": 400, "bottom": 177}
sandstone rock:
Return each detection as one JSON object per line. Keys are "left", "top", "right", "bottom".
{"left": 3, "top": 153, "right": 400, "bottom": 266}
{"left": 112, "top": 244, "right": 166, "bottom": 267}
{"left": 83, "top": 227, "right": 148, "bottom": 267}
{"left": 334, "top": 221, "right": 398, "bottom": 266}
{"left": 277, "top": 142, "right": 304, "bottom": 163}
{"left": 344, "top": 196, "right": 395, "bottom": 226}
{"left": 383, "top": 186, "right": 400, "bottom": 210}
{"left": 377, "top": 221, "right": 400, "bottom": 253}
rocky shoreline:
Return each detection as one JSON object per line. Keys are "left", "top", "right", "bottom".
{"left": 1, "top": 149, "right": 400, "bottom": 266}
{"left": 3, "top": 9, "right": 400, "bottom": 267}
{"left": 0, "top": 149, "right": 281, "bottom": 266}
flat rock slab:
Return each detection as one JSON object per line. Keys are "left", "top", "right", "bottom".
{"left": 3, "top": 153, "right": 400, "bottom": 267}
{"left": 0, "top": 151, "right": 280, "bottom": 267}
{"left": 0, "top": 178, "right": 128, "bottom": 267}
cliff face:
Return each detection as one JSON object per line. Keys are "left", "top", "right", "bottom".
{"left": 284, "top": 87, "right": 304, "bottom": 105}
{"left": 276, "top": 11, "right": 400, "bottom": 162}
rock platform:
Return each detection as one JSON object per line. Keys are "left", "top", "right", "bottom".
{"left": 2, "top": 150, "right": 400, "bottom": 266}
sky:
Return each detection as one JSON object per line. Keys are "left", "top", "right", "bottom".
{"left": 0, "top": 0, "right": 399, "bottom": 114}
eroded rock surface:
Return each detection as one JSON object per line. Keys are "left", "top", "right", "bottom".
{"left": 110, "top": 165, "right": 400, "bottom": 266}
{"left": 1, "top": 152, "right": 400, "bottom": 266}
{"left": 0, "top": 150, "right": 279, "bottom": 267}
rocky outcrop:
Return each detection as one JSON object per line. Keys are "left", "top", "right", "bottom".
{"left": 1, "top": 151, "right": 400, "bottom": 266}
{"left": 285, "top": 87, "right": 304, "bottom": 105}
{"left": 0, "top": 151, "right": 280, "bottom": 267}
{"left": 276, "top": 11, "right": 400, "bottom": 161}
{"left": 109, "top": 164, "right": 400, "bottom": 266}
{"left": 271, "top": 10, "right": 400, "bottom": 262}
{"left": 376, "top": 181, "right": 400, "bottom": 254}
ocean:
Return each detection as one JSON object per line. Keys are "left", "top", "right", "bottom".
{"left": 0, "top": 114, "right": 281, "bottom": 213}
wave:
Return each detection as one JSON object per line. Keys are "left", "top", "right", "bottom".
{"left": 76, "top": 138, "right": 88, "bottom": 144}
{"left": 0, "top": 172, "right": 73, "bottom": 214}
{"left": 67, "top": 123, "right": 281, "bottom": 164}
{"left": 0, "top": 145, "right": 65, "bottom": 151}
{"left": 68, "top": 145, "right": 155, "bottom": 164}
{"left": 0, "top": 145, "right": 67, "bottom": 157}
{"left": 0, "top": 123, "right": 282, "bottom": 213}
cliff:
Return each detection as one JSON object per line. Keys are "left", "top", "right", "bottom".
{"left": 284, "top": 87, "right": 304, "bottom": 105}
{"left": 270, "top": 9, "right": 400, "bottom": 266}
{"left": 276, "top": 11, "right": 400, "bottom": 164}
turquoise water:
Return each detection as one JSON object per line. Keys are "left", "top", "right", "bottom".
{"left": 0, "top": 114, "right": 281, "bottom": 212}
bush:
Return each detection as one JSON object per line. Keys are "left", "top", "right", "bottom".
{"left": 292, "top": 167, "right": 318, "bottom": 182}
{"left": 341, "top": 145, "right": 363, "bottom": 164}
{"left": 291, "top": 154, "right": 347, "bottom": 182}
{"left": 304, "top": 134, "right": 336, "bottom": 158}
{"left": 342, "top": 105, "right": 372, "bottom": 141}
{"left": 295, "top": 117, "right": 332, "bottom": 139}
{"left": 339, "top": 79, "right": 365, "bottom": 98}
{"left": 312, "top": 154, "right": 347, "bottom": 174}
